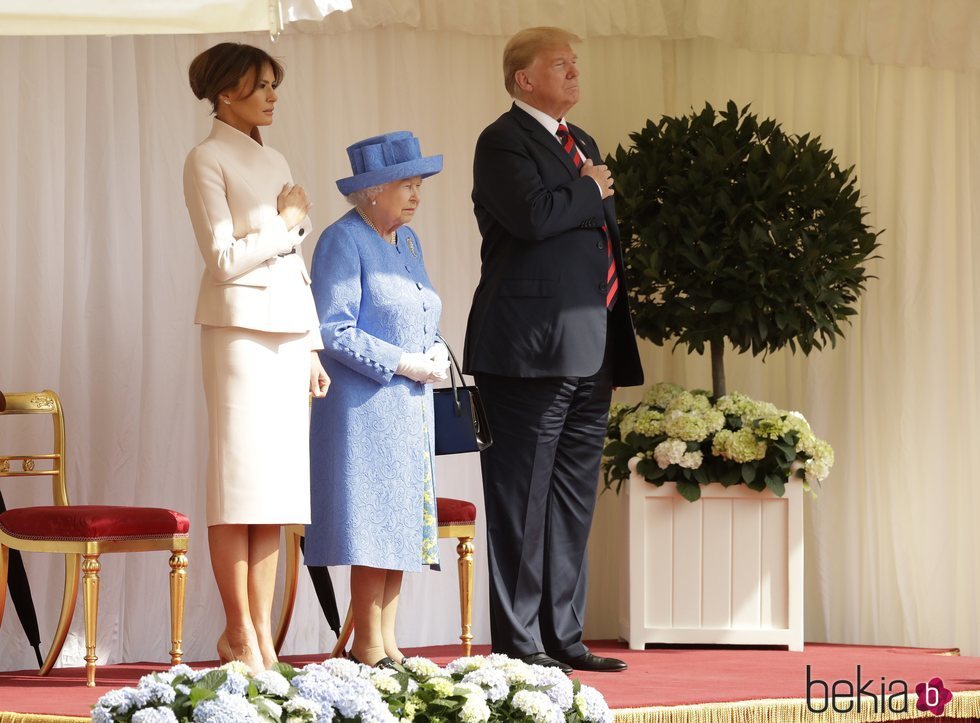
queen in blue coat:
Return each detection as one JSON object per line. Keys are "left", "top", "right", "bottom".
{"left": 305, "top": 132, "right": 447, "bottom": 668}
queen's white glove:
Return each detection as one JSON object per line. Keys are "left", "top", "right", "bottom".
{"left": 425, "top": 342, "right": 450, "bottom": 382}
{"left": 396, "top": 352, "right": 443, "bottom": 384}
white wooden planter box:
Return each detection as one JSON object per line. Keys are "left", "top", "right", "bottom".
{"left": 619, "top": 458, "right": 804, "bottom": 651}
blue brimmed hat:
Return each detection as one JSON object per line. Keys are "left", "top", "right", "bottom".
{"left": 336, "top": 131, "right": 443, "bottom": 196}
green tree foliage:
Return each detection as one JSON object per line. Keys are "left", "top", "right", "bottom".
{"left": 608, "top": 101, "right": 881, "bottom": 396}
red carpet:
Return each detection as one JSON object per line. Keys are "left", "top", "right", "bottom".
{"left": 2, "top": 641, "right": 980, "bottom": 722}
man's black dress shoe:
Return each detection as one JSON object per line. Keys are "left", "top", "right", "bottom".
{"left": 549, "top": 651, "right": 628, "bottom": 672}
{"left": 518, "top": 652, "right": 573, "bottom": 675}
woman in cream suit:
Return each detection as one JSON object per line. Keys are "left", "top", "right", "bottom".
{"left": 183, "top": 42, "right": 329, "bottom": 673}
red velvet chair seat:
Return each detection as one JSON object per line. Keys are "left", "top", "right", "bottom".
{"left": 0, "top": 505, "right": 190, "bottom": 542}
{"left": 436, "top": 497, "right": 476, "bottom": 526}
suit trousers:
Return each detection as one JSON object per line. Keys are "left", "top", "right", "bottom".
{"left": 475, "top": 344, "right": 613, "bottom": 658}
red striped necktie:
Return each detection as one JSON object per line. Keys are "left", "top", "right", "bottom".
{"left": 556, "top": 123, "right": 619, "bottom": 310}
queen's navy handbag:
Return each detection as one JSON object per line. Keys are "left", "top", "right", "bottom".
{"left": 432, "top": 337, "right": 493, "bottom": 455}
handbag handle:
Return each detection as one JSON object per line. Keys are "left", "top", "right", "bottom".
{"left": 436, "top": 333, "right": 465, "bottom": 416}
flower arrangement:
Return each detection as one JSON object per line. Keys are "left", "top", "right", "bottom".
{"left": 90, "top": 654, "right": 613, "bottom": 723}
{"left": 603, "top": 382, "right": 833, "bottom": 501}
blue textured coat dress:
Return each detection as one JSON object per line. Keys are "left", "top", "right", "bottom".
{"left": 305, "top": 208, "right": 441, "bottom": 572}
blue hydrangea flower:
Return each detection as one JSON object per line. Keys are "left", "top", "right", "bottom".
{"left": 91, "top": 706, "right": 115, "bottom": 723}
{"left": 131, "top": 706, "right": 180, "bottom": 723}
{"left": 529, "top": 666, "right": 573, "bottom": 709}
{"left": 461, "top": 667, "right": 509, "bottom": 702}
{"left": 192, "top": 691, "right": 261, "bottom": 723}
{"left": 216, "top": 669, "right": 249, "bottom": 696}
{"left": 167, "top": 664, "right": 196, "bottom": 679}
{"left": 135, "top": 679, "right": 178, "bottom": 706}
{"left": 92, "top": 687, "right": 141, "bottom": 715}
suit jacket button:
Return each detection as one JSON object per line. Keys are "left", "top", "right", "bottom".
{"left": 596, "top": 239, "right": 604, "bottom": 249}
{"left": 598, "top": 282, "right": 607, "bottom": 293}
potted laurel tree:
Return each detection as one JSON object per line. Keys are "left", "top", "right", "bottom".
{"left": 90, "top": 655, "right": 614, "bottom": 723}
{"left": 604, "top": 101, "right": 879, "bottom": 651}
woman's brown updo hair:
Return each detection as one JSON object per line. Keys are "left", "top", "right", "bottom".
{"left": 188, "top": 42, "right": 285, "bottom": 113}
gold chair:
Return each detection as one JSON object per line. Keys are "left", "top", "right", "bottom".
{"left": 0, "top": 390, "right": 189, "bottom": 686}
{"left": 274, "top": 497, "right": 477, "bottom": 657}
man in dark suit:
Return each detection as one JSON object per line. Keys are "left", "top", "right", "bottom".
{"left": 463, "top": 26, "right": 644, "bottom": 673}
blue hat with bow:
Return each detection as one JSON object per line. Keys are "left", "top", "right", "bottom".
{"left": 336, "top": 131, "right": 443, "bottom": 196}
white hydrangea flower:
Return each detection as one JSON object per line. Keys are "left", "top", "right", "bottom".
{"left": 282, "top": 696, "right": 322, "bottom": 723}
{"left": 445, "top": 656, "right": 488, "bottom": 675}
{"left": 485, "top": 655, "right": 533, "bottom": 685}
{"left": 631, "top": 408, "right": 665, "bottom": 437}
{"left": 678, "top": 450, "right": 703, "bottom": 469}
{"left": 804, "top": 439, "right": 834, "bottom": 483}
{"left": 460, "top": 695, "right": 491, "bottom": 723}
{"left": 403, "top": 693, "right": 424, "bottom": 719}
{"left": 511, "top": 689, "right": 565, "bottom": 723}
{"left": 219, "top": 660, "right": 252, "bottom": 677}
{"left": 574, "top": 685, "right": 614, "bottom": 723}
{"left": 618, "top": 410, "right": 639, "bottom": 439}
{"left": 253, "top": 669, "right": 290, "bottom": 698}
{"left": 402, "top": 656, "right": 444, "bottom": 679}
{"left": 643, "top": 381, "right": 684, "bottom": 409}
{"left": 704, "top": 408, "right": 726, "bottom": 433}
{"left": 371, "top": 673, "right": 401, "bottom": 696}
{"left": 712, "top": 428, "right": 767, "bottom": 463}
{"left": 653, "top": 438, "right": 687, "bottom": 469}
{"left": 427, "top": 676, "right": 455, "bottom": 697}
{"left": 453, "top": 682, "right": 485, "bottom": 698}
{"left": 664, "top": 408, "right": 711, "bottom": 442}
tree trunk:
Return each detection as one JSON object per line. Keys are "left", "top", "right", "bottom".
{"left": 710, "top": 338, "right": 726, "bottom": 398}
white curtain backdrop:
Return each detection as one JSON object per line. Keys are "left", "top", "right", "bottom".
{"left": 1, "top": 0, "right": 979, "bottom": 672}
{"left": 0, "top": 0, "right": 353, "bottom": 36}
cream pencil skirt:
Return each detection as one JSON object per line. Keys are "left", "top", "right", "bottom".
{"left": 201, "top": 325, "right": 312, "bottom": 527}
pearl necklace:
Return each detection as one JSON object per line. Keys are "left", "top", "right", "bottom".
{"left": 356, "top": 207, "right": 396, "bottom": 245}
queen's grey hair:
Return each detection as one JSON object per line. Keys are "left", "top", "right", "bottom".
{"left": 346, "top": 185, "right": 385, "bottom": 207}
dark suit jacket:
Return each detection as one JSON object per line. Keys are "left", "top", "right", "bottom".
{"left": 463, "top": 104, "right": 644, "bottom": 387}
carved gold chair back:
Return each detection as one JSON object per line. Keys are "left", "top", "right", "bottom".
{"left": 0, "top": 391, "right": 69, "bottom": 506}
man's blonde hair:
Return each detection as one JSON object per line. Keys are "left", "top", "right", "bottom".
{"left": 502, "top": 26, "right": 581, "bottom": 97}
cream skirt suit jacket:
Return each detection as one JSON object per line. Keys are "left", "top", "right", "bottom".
{"left": 184, "top": 118, "right": 321, "bottom": 526}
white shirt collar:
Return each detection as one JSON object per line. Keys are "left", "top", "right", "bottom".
{"left": 513, "top": 99, "right": 567, "bottom": 138}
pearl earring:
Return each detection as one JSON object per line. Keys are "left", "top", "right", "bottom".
{"left": 371, "top": 200, "right": 377, "bottom": 206}
{"left": 223, "top": 98, "right": 231, "bottom": 105}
